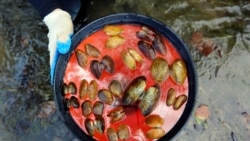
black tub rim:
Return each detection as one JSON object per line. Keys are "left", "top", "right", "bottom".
{"left": 53, "top": 13, "right": 198, "bottom": 141}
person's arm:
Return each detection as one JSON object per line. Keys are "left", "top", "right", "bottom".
{"left": 29, "top": 0, "right": 73, "bottom": 84}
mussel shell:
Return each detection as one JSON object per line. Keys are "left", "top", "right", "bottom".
{"left": 85, "top": 118, "right": 95, "bottom": 136}
{"left": 88, "top": 80, "right": 98, "bottom": 101}
{"left": 122, "top": 76, "right": 147, "bottom": 105}
{"left": 128, "top": 48, "right": 142, "bottom": 63}
{"left": 166, "top": 88, "right": 176, "bottom": 106}
{"left": 93, "top": 101, "right": 104, "bottom": 116}
{"left": 146, "top": 128, "right": 165, "bottom": 139}
{"left": 90, "top": 60, "right": 103, "bottom": 79}
{"left": 136, "top": 30, "right": 154, "bottom": 42}
{"left": 151, "top": 57, "right": 169, "bottom": 83}
{"left": 121, "top": 50, "right": 136, "bottom": 70}
{"left": 170, "top": 59, "right": 187, "bottom": 85}
{"left": 141, "top": 26, "right": 155, "bottom": 35}
{"left": 103, "top": 25, "right": 123, "bottom": 36}
{"left": 101, "top": 55, "right": 115, "bottom": 74}
{"left": 62, "top": 83, "right": 68, "bottom": 95}
{"left": 85, "top": 44, "right": 100, "bottom": 58}
{"left": 107, "top": 127, "right": 119, "bottom": 141}
{"left": 106, "top": 36, "right": 125, "bottom": 49}
{"left": 138, "top": 40, "right": 156, "bottom": 60}
{"left": 69, "top": 96, "right": 79, "bottom": 108}
{"left": 173, "top": 94, "right": 187, "bottom": 110}
{"left": 138, "top": 85, "right": 161, "bottom": 116}
{"left": 145, "top": 115, "right": 164, "bottom": 128}
{"left": 98, "top": 89, "right": 113, "bottom": 105}
{"left": 107, "top": 106, "right": 126, "bottom": 123}
{"left": 94, "top": 115, "right": 105, "bottom": 134}
{"left": 117, "top": 124, "right": 130, "bottom": 140}
{"left": 81, "top": 100, "right": 92, "bottom": 117}
{"left": 79, "top": 79, "right": 88, "bottom": 99}
{"left": 76, "top": 50, "right": 88, "bottom": 68}
{"left": 109, "top": 80, "right": 123, "bottom": 97}
{"left": 152, "top": 35, "right": 167, "bottom": 55}
{"left": 68, "top": 82, "right": 77, "bottom": 94}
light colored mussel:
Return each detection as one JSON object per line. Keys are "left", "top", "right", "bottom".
{"left": 94, "top": 115, "right": 105, "bottom": 134}
{"left": 101, "top": 55, "right": 115, "bottom": 74}
{"left": 107, "top": 127, "right": 119, "bottom": 141}
{"left": 138, "top": 85, "right": 161, "bottom": 116}
{"left": 128, "top": 48, "right": 142, "bottom": 63}
{"left": 79, "top": 79, "right": 88, "bottom": 99}
{"left": 170, "top": 59, "right": 187, "bottom": 85}
{"left": 85, "top": 118, "right": 95, "bottom": 136}
{"left": 85, "top": 44, "right": 100, "bottom": 58}
{"left": 107, "top": 106, "right": 126, "bottom": 123}
{"left": 173, "top": 94, "right": 187, "bottom": 110}
{"left": 109, "top": 80, "right": 123, "bottom": 98}
{"left": 138, "top": 40, "right": 156, "bottom": 60}
{"left": 151, "top": 57, "right": 169, "bottom": 83}
{"left": 98, "top": 89, "right": 113, "bottom": 105}
{"left": 82, "top": 100, "right": 92, "bottom": 117}
{"left": 103, "top": 25, "right": 123, "bottom": 36}
{"left": 90, "top": 60, "right": 103, "bottom": 79}
{"left": 76, "top": 49, "right": 88, "bottom": 68}
{"left": 121, "top": 50, "right": 136, "bottom": 70}
{"left": 136, "top": 30, "right": 154, "bottom": 42}
{"left": 117, "top": 124, "right": 130, "bottom": 140}
{"left": 146, "top": 128, "right": 165, "bottom": 139}
{"left": 141, "top": 26, "right": 155, "bottom": 35}
{"left": 88, "top": 80, "right": 98, "bottom": 101}
{"left": 62, "top": 82, "right": 76, "bottom": 95}
{"left": 122, "top": 76, "right": 147, "bottom": 105}
{"left": 93, "top": 101, "right": 104, "bottom": 116}
{"left": 152, "top": 35, "right": 167, "bottom": 55}
{"left": 145, "top": 115, "right": 164, "bottom": 128}
{"left": 106, "top": 36, "right": 125, "bottom": 49}
{"left": 166, "top": 88, "right": 176, "bottom": 106}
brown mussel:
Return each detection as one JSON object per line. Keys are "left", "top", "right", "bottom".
{"left": 138, "top": 40, "right": 156, "bottom": 60}
{"left": 173, "top": 94, "right": 187, "bottom": 110}
{"left": 106, "top": 36, "right": 125, "bottom": 49}
{"left": 151, "top": 57, "right": 169, "bottom": 83}
{"left": 76, "top": 49, "right": 88, "bottom": 68}
{"left": 107, "top": 127, "right": 119, "bottom": 141}
{"left": 101, "top": 55, "right": 115, "bottom": 74}
{"left": 107, "top": 106, "right": 126, "bottom": 123}
{"left": 109, "top": 80, "right": 123, "bottom": 98}
{"left": 146, "top": 128, "right": 165, "bottom": 139}
{"left": 93, "top": 101, "right": 104, "bottom": 116}
{"left": 85, "top": 44, "right": 100, "bottom": 58}
{"left": 82, "top": 100, "right": 92, "bottom": 117}
{"left": 152, "top": 35, "right": 167, "bottom": 55}
{"left": 117, "top": 124, "right": 130, "bottom": 140}
{"left": 88, "top": 80, "right": 98, "bottom": 101}
{"left": 98, "top": 89, "right": 113, "bottom": 105}
{"left": 94, "top": 115, "right": 105, "bottom": 134}
{"left": 79, "top": 79, "right": 88, "bottom": 99}
{"left": 166, "top": 88, "right": 176, "bottom": 106}
{"left": 122, "top": 76, "right": 147, "bottom": 105}
{"left": 170, "top": 59, "right": 187, "bottom": 85}
{"left": 145, "top": 115, "right": 164, "bottom": 128}
{"left": 138, "top": 85, "right": 161, "bottom": 116}
{"left": 85, "top": 118, "right": 95, "bottom": 136}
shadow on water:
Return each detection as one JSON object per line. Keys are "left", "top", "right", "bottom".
{"left": 0, "top": 0, "right": 250, "bottom": 141}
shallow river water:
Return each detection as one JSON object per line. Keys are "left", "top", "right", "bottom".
{"left": 0, "top": 0, "right": 250, "bottom": 141}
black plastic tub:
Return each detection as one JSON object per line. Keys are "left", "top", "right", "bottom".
{"left": 53, "top": 13, "right": 197, "bottom": 141}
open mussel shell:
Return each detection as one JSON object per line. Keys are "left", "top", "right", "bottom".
{"left": 94, "top": 115, "right": 105, "bottom": 134}
{"left": 145, "top": 115, "right": 164, "bottom": 128}
{"left": 117, "top": 124, "right": 130, "bottom": 140}
{"left": 62, "top": 82, "right": 77, "bottom": 95}
{"left": 85, "top": 44, "right": 100, "bottom": 58}
{"left": 65, "top": 96, "right": 79, "bottom": 109}
{"left": 170, "top": 59, "right": 187, "bottom": 85}
{"left": 106, "top": 36, "right": 125, "bottom": 49}
{"left": 109, "top": 80, "right": 123, "bottom": 98}
{"left": 93, "top": 101, "right": 104, "bottom": 116}
{"left": 138, "top": 40, "right": 156, "bottom": 60}
{"left": 90, "top": 60, "right": 103, "bottom": 79}
{"left": 121, "top": 50, "right": 136, "bottom": 70}
{"left": 153, "top": 35, "right": 167, "bottom": 55}
{"left": 173, "top": 94, "right": 188, "bottom": 110}
{"left": 136, "top": 30, "right": 155, "bottom": 42}
{"left": 138, "top": 85, "right": 161, "bottom": 116}
{"left": 82, "top": 100, "right": 92, "bottom": 117}
{"left": 166, "top": 88, "right": 176, "bottom": 106}
{"left": 128, "top": 48, "right": 142, "bottom": 63}
{"left": 107, "top": 127, "right": 119, "bottom": 141}
{"left": 122, "top": 76, "right": 147, "bottom": 105}
{"left": 101, "top": 55, "right": 115, "bottom": 74}
{"left": 151, "top": 57, "right": 169, "bottom": 83}
{"left": 88, "top": 80, "right": 98, "bottom": 101}
{"left": 79, "top": 79, "right": 88, "bottom": 99}
{"left": 85, "top": 118, "right": 95, "bottom": 137}
{"left": 107, "top": 106, "right": 126, "bottom": 123}
{"left": 146, "top": 128, "right": 165, "bottom": 139}
{"left": 98, "top": 89, "right": 113, "bottom": 105}
{"left": 76, "top": 49, "right": 88, "bottom": 68}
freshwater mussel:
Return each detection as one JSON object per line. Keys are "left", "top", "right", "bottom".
{"left": 170, "top": 59, "right": 187, "bottom": 85}
{"left": 101, "top": 55, "right": 115, "bottom": 74}
{"left": 138, "top": 85, "right": 161, "bottom": 116}
{"left": 76, "top": 49, "right": 88, "bottom": 68}
{"left": 103, "top": 25, "right": 123, "bottom": 36}
{"left": 62, "top": 82, "right": 77, "bottom": 95}
{"left": 145, "top": 114, "right": 164, "bottom": 128}
{"left": 109, "top": 80, "right": 123, "bottom": 98}
{"left": 146, "top": 128, "right": 165, "bottom": 139}
{"left": 106, "top": 36, "right": 125, "bottom": 49}
{"left": 90, "top": 60, "right": 103, "bottom": 79}
{"left": 151, "top": 57, "right": 169, "bottom": 83}
{"left": 98, "top": 89, "right": 114, "bottom": 105}
{"left": 88, "top": 80, "right": 98, "bottom": 101}
{"left": 153, "top": 35, "right": 167, "bottom": 55}
{"left": 173, "top": 94, "right": 187, "bottom": 110}
{"left": 85, "top": 44, "right": 100, "bottom": 58}
{"left": 166, "top": 88, "right": 176, "bottom": 106}
{"left": 138, "top": 40, "right": 156, "bottom": 60}
{"left": 107, "top": 106, "right": 126, "bottom": 123}
{"left": 121, "top": 48, "right": 142, "bottom": 70}
{"left": 79, "top": 79, "right": 88, "bottom": 99}
{"left": 94, "top": 115, "right": 105, "bottom": 134}
{"left": 65, "top": 96, "right": 79, "bottom": 109}
{"left": 117, "top": 124, "right": 130, "bottom": 140}
{"left": 93, "top": 101, "right": 104, "bottom": 116}
{"left": 82, "top": 100, "right": 92, "bottom": 117}
{"left": 122, "top": 76, "right": 147, "bottom": 105}
{"left": 107, "top": 127, "right": 118, "bottom": 141}
{"left": 85, "top": 118, "right": 95, "bottom": 136}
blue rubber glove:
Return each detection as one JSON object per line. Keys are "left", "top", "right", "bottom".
{"left": 43, "top": 9, "right": 73, "bottom": 84}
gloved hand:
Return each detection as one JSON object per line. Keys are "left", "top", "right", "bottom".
{"left": 43, "top": 9, "right": 73, "bottom": 84}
